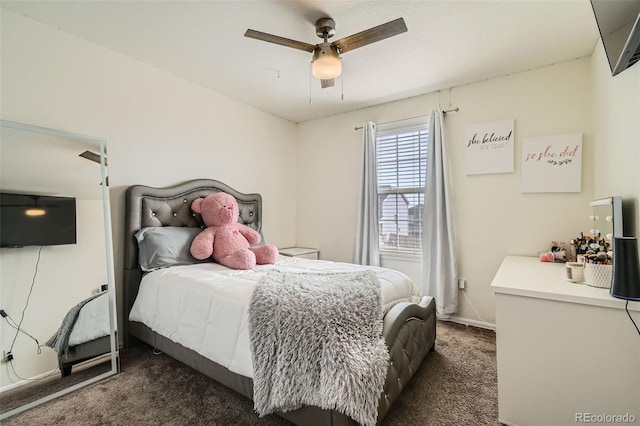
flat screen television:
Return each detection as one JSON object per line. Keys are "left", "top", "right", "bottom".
{"left": 0, "top": 193, "right": 77, "bottom": 248}
{"left": 591, "top": 0, "right": 640, "bottom": 76}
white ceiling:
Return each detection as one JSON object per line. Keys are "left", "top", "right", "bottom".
{"left": 1, "top": 124, "right": 107, "bottom": 200}
{"left": 2, "top": 0, "right": 600, "bottom": 123}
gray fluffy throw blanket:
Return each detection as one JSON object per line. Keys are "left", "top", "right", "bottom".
{"left": 249, "top": 269, "right": 388, "bottom": 426}
{"left": 46, "top": 291, "right": 104, "bottom": 356}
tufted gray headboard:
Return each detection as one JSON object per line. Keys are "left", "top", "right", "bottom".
{"left": 122, "top": 179, "right": 263, "bottom": 346}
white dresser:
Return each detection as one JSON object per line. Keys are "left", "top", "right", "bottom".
{"left": 491, "top": 256, "right": 640, "bottom": 426}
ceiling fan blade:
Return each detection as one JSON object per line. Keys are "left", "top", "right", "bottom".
{"left": 244, "top": 29, "right": 316, "bottom": 53}
{"left": 79, "top": 150, "right": 108, "bottom": 166}
{"left": 333, "top": 18, "right": 407, "bottom": 54}
{"left": 320, "top": 79, "right": 335, "bottom": 88}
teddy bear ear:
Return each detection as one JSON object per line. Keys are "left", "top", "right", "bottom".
{"left": 191, "top": 198, "right": 204, "bottom": 213}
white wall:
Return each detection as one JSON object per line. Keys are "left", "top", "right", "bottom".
{"left": 590, "top": 39, "right": 640, "bottom": 236}
{"left": 0, "top": 200, "right": 107, "bottom": 388}
{"left": 296, "top": 58, "right": 595, "bottom": 326}
{"left": 1, "top": 10, "right": 298, "bottom": 340}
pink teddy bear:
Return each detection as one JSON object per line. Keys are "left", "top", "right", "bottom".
{"left": 189, "top": 192, "right": 278, "bottom": 270}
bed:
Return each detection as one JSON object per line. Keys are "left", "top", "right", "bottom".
{"left": 46, "top": 291, "right": 112, "bottom": 377}
{"left": 123, "top": 179, "right": 436, "bottom": 426}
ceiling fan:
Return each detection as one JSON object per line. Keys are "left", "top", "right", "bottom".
{"left": 79, "top": 150, "right": 109, "bottom": 186}
{"left": 245, "top": 17, "right": 408, "bottom": 88}
{"left": 79, "top": 150, "right": 107, "bottom": 166}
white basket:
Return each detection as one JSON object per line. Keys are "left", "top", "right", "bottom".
{"left": 584, "top": 263, "right": 613, "bottom": 289}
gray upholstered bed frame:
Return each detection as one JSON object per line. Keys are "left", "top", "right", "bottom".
{"left": 123, "top": 179, "right": 436, "bottom": 426}
{"left": 58, "top": 335, "right": 111, "bottom": 377}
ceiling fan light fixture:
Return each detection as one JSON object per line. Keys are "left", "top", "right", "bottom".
{"left": 312, "top": 43, "right": 342, "bottom": 80}
{"left": 25, "top": 207, "right": 46, "bottom": 217}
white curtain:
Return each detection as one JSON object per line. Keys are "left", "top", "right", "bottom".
{"left": 354, "top": 121, "right": 380, "bottom": 266}
{"left": 422, "top": 109, "right": 458, "bottom": 316}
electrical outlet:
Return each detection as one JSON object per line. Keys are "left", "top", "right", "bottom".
{"left": 458, "top": 278, "right": 467, "bottom": 290}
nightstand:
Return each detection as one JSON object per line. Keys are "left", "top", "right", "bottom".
{"left": 279, "top": 247, "right": 320, "bottom": 260}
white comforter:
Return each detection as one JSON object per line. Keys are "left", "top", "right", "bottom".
{"left": 128, "top": 256, "right": 422, "bottom": 378}
{"left": 69, "top": 292, "right": 111, "bottom": 346}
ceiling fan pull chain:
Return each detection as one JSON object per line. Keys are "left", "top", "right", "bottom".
{"left": 341, "top": 58, "right": 344, "bottom": 101}
{"left": 309, "top": 62, "right": 313, "bottom": 106}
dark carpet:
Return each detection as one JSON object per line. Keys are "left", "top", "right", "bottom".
{"left": 2, "top": 321, "right": 497, "bottom": 425}
{"left": 1, "top": 358, "right": 112, "bottom": 414}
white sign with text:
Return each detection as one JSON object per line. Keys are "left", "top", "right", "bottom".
{"left": 465, "top": 119, "right": 515, "bottom": 175}
{"left": 521, "top": 133, "right": 582, "bottom": 193}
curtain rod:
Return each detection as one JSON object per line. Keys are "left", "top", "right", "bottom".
{"left": 354, "top": 107, "right": 459, "bottom": 131}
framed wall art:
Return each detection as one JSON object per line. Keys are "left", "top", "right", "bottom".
{"left": 465, "top": 119, "right": 515, "bottom": 175}
{"left": 521, "top": 132, "right": 582, "bottom": 193}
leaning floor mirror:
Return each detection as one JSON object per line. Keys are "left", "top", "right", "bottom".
{"left": 0, "top": 120, "right": 119, "bottom": 419}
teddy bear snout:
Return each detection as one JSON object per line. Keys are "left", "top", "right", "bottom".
{"left": 219, "top": 206, "right": 234, "bottom": 221}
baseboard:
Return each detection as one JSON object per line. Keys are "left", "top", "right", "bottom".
{"left": 440, "top": 315, "right": 496, "bottom": 331}
{"left": 0, "top": 368, "right": 58, "bottom": 394}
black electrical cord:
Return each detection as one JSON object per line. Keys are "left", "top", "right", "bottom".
{"left": 8, "top": 357, "right": 31, "bottom": 381}
{"left": 2, "top": 311, "right": 41, "bottom": 353}
{"left": 8, "top": 246, "right": 44, "bottom": 354}
{"left": 625, "top": 300, "right": 640, "bottom": 336}
{"left": 7, "top": 355, "right": 59, "bottom": 382}
{"left": 3, "top": 246, "right": 49, "bottom": 382}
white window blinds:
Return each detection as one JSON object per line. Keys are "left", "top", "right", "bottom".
{"left": 376, "top": 123, "right": 429, "bottom": 252}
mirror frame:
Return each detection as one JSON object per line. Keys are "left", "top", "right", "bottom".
{"left": 0, "top": 120, "right": 119, "bottom": 420}
{"left": 590, "top": 196, "right": 624, "bottom": 239}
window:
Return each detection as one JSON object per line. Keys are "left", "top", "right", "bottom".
{"left": 376, "top": 122, "right": 429, "bottom": 253}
